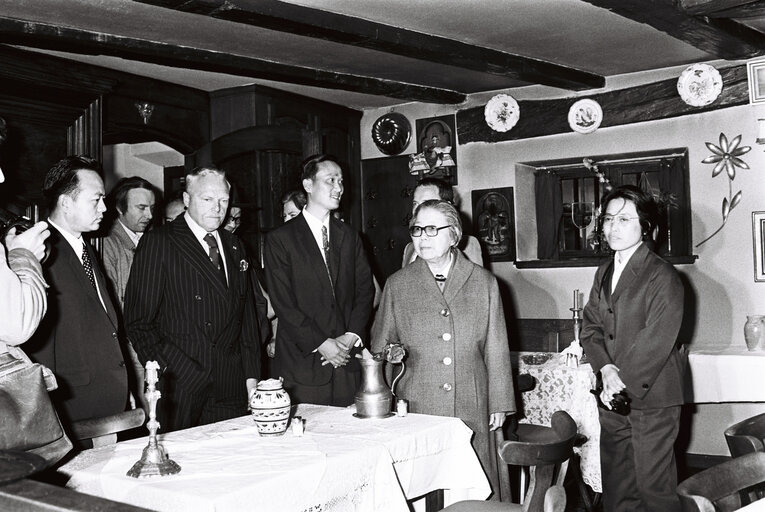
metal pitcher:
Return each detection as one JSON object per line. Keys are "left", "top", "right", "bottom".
{"left": 354, "top": 354, "right": 407, "bottom": 418}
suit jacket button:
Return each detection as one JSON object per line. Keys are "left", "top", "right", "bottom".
{"left": 112, "top": 332, "right": 117, "bottom": 338}
{"left": 440, "top": 308, "right": 450, "bottom": 317}
{"left": 118, "top": 361, "right": 126, "bottom": 367}
{"left": 442, "top": 383, "right": 452, "bottom": 391}
{"left": 195, "top": 295, "right": 202, "bottom": 301}
{"left": 441, "top": 333, "right": 452, "bottom": 341}
{"left": 443, "top": 357, "right": 452, "bottom": 366}
{"left": 205, "top": 321, "right": 212, "bottom": 327}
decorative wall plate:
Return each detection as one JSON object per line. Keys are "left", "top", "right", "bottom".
{"left": 484, "top": 94, "right": 520, "bottom": 132}
{"left": 371, "top": 112, "right": 411, "bottom": 155}
{"left": 568, "top": 99, "right": 603, "bottom": 134}
{"left": 677, "top": 63, "right": 723, "bottom": 107}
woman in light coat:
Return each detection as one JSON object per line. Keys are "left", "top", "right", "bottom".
{"left": 371, "top": 199, "right": 515, "bottom": 495}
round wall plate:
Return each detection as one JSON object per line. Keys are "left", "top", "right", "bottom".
{"left": 484, "top": 94, "right": 520, "bottom": 133}
{"left": 677, "top": 63, "right": 723, "bottom": 107}
{"left": 371, "top": 113, "right": 411, "bottom": 155}
{"left": 568, "top": 99, "right": 603, "bottom": 134}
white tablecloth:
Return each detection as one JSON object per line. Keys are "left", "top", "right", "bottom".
{"left": 59, "top": 404, "right": 490, "bottom": 512}
{"left": 687, "top": 347, "right": 765, "bottom": 403}
{"left": 515, "top": 352, "right": 601, "bottom": 493}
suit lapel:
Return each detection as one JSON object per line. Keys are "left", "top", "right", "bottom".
{"left": 610, "top": 243, "right": 648, "bottom": 304}
{"left": 328, "top": 218, "right": 344, "bottom": 288}
{"left": 169, "top": 218, "right": 228, "bottom": 297}
{"left": 411, "top": 257, "right": 449, "bottom": 304}
{"left": 219, "top": 229, "right": 242, "bottom": 298}
{"left": 295, "top": 214, "right": 335, "bottom": 296}
{"left": 442, "top": 250, "right": 472, "bottom": 303}
{"left": 85, "top": 241, "right": 119, "bottom": 327}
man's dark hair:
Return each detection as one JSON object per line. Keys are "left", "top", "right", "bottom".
{"left": 43, "top": 155, "right": 102, "bottom": 211}
{"left": 600, "top": 184, "right": 659, "bottom": 240}
{"left": 416, "top": 177, "right": 454, "bottom": 204}
{"left": 300, "top": 154, "right": 340, "bottom": 182}
{"left": 110, "top": 176, "right": 156, "bottom": 215}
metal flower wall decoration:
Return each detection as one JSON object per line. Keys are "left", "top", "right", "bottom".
{"left": 696, "top": 133, "right": 751, "bottom": 247}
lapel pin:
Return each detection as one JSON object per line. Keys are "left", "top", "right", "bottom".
{"left": 239, "top": 259, "right": 249, "bottom": 271}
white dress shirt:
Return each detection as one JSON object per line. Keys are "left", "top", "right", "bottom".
{"left": 611, "top": 241, "right": 642, "bottom": 293}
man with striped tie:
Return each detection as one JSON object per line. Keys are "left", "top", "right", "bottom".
{"left": 27, "top": 156, "right": 129, "bottom": 429}
{"left": 265, "top": 154, "right": 375, "bottom": 406}
{"left": 125, "top": 166, "right": 265, "bottom": 432}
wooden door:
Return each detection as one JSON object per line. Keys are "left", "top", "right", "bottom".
{"left": 360, "top": 156, "right": 418, "bottom": 285}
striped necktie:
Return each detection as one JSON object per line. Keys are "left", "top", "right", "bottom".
{"left": 203, "top": 233, "right": 227, "bottom": 286}
{"left": 321, "top": 224, "right": 334, "bottom": 294}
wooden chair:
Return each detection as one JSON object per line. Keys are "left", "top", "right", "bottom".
{"left": 677, "top": 451, "right": 765, "bottom": 512}
{"left": 70, "top": 409, "right": 146, "bottom": 448}
{"left": 725, "top": 412, "right": 765, "bottom": 458}
{"left": 443, "top": 411, "right": 577, "bottom": 512}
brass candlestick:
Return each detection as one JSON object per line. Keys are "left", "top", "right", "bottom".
{"left": 127, "top": 361, "right": 181, "bottom": 478}
{"left": 570, "top": 306, "right": 582, "bottom": 343}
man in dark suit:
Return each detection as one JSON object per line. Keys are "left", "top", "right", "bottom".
{"left": 124, "top": 166, "right": 265, "bottom": 432}
{"left": 27, "top": 156, "right": 129, "bottom": 427}
{"left": 265, "top": 154, "right": 375, "bottom": 406}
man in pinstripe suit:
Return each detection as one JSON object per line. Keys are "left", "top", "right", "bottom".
{"left": 124, "top": 166, "right": 265, "bottom": 432}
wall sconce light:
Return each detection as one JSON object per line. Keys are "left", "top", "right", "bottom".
{"left": 135, "top": 102, "right": 155, "bottom": 125}
{"left": 757, "top": 118, "right": 765, "bottom": 144}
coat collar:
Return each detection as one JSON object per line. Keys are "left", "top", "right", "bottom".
{"left": 108, "top": 221, "right": 137, "bottom": 252}
{"left": 168, "top": 217, "right": 230, "bottom": 297}
{"left": 410, "top": 249, "right": 473, "bottom": 303}
{"left": 610, "top": 243, "right": 651, "bottom": 304}
{"left": 49, "top": 228, "right": 119, "bottom": 328}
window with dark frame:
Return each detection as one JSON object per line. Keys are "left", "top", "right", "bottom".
{"left": 518, "top": 148, "right": 695, "bottom": 268}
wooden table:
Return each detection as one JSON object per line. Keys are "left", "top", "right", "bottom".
{"left": 59, "top": 404, "right": 490, "bottom": 512}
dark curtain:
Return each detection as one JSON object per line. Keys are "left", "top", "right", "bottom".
{"left": 534, "top": 171, "right": 562, "bottom": 259}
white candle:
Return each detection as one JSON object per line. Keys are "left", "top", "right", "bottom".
{"left": 573, "top": 289, "right": 580, "bottom": 309}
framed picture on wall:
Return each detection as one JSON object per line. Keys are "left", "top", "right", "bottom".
{"left": 472, "top": 187, "right": 515, "bottom": 262}
{"left": 753, "top": 211, "right": 765, "bottom": 282}
{"left": 415, "top": 114, "right": 458, "bottom": 185}
{"left": 747, "top": 60, "right": 765, "bottom": 105}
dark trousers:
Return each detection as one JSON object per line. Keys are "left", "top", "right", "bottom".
{"left": 158, "top": 383, "right": 246, "bottom": 433}
{"left": 283, "top": 370, "right": 360, "bottom": 407}
{"left": 600, "top": 405, "right": 682, "bottom": 512}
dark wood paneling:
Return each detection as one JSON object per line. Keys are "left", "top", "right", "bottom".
{"left": 457, "top": 64, "right": 748, "bottom": 144}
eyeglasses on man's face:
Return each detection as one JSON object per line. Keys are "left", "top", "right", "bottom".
{"left": 600, "top": 215, "right": 639, "bottom": 226}
{"left": 409, "top": 225, "right": 450, "bottom": 237}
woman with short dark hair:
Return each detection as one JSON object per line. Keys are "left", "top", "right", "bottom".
{"left": 581, "top": 185, "right": 685, "bottom": 511}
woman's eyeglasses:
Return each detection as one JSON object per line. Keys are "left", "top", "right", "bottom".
{"left": 600, "top": 215, "right": 639, "bottom": 226}
{"left": 409, "top": 225, "right": 450, "bottom": 237}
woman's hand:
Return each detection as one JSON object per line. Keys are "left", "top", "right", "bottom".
{"left": 489, "top": 412, "right": 507, "bottom": 431}
{"left": 600, "top": 364, "right": 626, "bottom": 408}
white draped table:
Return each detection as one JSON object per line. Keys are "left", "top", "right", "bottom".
{"left": 514, "top": 352, "right": 601, "bottom": 493}
{"left": 59, "top": 404, "right": 490, "bottom": 512}
{"left": 686, "top": 347, "right": 765, "bottom": 403}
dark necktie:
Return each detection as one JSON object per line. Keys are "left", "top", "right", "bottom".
{"left": 435, "top": 274, "right": 446, "bottom": 292}
{"left": 203, "top": 233, "right": 227, "bottom": 286}
{"left": 321, "top": 224, "right": 334, "bottom": 294}
{"left": 81, "top": 242, "right": 97, "bottom": 290}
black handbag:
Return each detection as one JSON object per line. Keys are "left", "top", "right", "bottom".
{"left": 0, "top": 350, "right": 73, "bottom": 466}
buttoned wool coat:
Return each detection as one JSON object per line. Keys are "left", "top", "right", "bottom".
{"left": 102, "top": 221, "right": 136, "bottom": 312}
{"left": 371, "top": 251, "right": 515, "bottom": 493}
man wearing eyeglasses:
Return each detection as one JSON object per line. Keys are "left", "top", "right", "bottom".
{"left": 264, "top": 154, "right": 374, "bottom": 406}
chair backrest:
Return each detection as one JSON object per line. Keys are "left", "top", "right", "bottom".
{"left": 498, "top": 410, "right": 578, "bottom": 512}
{"left": 70, "top": 409, "right": 146, "bottom": 448}
{"left": 724, "top": 412, "right": 765, "bottom": 458}
{"left": 677, "top": 451, "right": 765, "bottom": 512}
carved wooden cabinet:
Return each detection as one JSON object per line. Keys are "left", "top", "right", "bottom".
{"left": 360, "top": 155, "right": 419, "bottom": 285}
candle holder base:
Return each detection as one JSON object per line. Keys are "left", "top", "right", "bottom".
{"left": 127, "top": 443, "right": 181, "bottom": 478}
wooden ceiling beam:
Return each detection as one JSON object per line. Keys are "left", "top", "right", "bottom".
{"left": 0, "top": 17, "right": 465, "bottom": 104}
{"left": 699, "top": 0, "right": 765, "bottom": 19}
{"left": 134, "top": 0, "right": 605, "bottom": 91}
{"left": 581, "top": 0, "right": 765, "bottom": 59}
{"left": 678, "top": 0, "right": 760, "bottom": 16}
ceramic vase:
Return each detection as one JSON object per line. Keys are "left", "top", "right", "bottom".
{"left": 744, "top": 315, "right": 765, "bottom": 351}
{"left": 250, "top": 378, "right": 291, "bottom": 436}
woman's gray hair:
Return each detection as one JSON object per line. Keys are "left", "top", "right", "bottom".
{"left": 411, "top": 199, "right": 462, "bottom": 247}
